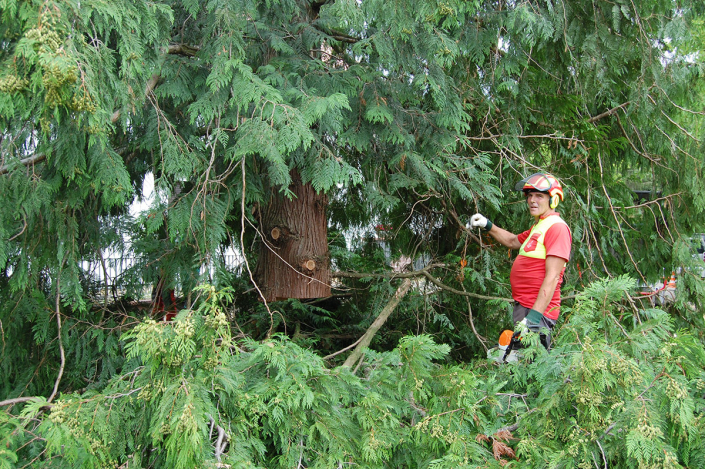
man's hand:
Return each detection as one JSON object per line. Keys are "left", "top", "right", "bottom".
{"left": 469, "top": 213, "right": 493, "bottom": 231}
{"left": 525, "top": 308, "right": 543, "bottom": 325}
{"left": 515, "top": 309, "right": 543, "bottom": 334}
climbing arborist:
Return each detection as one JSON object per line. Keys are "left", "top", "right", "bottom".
{"left": 470, "top": 172, "right": 572, "bottom": 350}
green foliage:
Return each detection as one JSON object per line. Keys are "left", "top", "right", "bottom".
{"left": 2, "top": 280, "right": 704, "bottom": 467}
{"left": 1, "top": 0, "right": 705, "bottom": 467}
{"left": 501, "top": 277, "right": 705, "bottom": 468}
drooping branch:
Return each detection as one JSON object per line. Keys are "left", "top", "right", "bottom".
{"left": 1, "top": 44, "right": 199, "bottom": 175}
{"left": 342, "top": 278, "right": 413, "bottom": 368}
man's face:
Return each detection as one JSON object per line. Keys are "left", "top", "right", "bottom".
{"left": 525, "top": 191, "right": 551, "bottom": 217}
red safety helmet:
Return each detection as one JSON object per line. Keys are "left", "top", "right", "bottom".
{"left": 515, "top": 172, "right": 564, "bottom": 208}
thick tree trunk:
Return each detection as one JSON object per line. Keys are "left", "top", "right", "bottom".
{"left": 255, "top": 171, "right": 331, "bottom": 302}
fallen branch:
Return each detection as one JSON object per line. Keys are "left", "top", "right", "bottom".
{"left": 343, "top": 278, "right": 412, "bottom": 368}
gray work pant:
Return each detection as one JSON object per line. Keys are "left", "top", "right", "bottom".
{"left": 513, "top": 302, "right": 556, "bottom": 350}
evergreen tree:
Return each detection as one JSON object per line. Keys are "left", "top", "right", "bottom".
{"left": 1, "top": 0, "right": 705, "bottom": 466}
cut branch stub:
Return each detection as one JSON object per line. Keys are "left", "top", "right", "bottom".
{"left": 269, "top": 225, "right": 291, "bottom": 245}
{"left": 302, "top": 259, "right": 316, "bottom": 272}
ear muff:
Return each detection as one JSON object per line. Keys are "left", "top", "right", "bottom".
{"left": 550, "top": 195, "right": 559, "bottom": 209}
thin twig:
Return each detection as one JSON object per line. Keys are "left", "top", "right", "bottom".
{"left": 323, "top": 335, "right": 365, "bottom": 360}
{"left": 8, "top": 215, "right": 27, "bottom": 241}
{"left": 460, "top": 282, "right": 488, "bottom": 351}
{"left": 597, "top": 153, "right": 646, "bottom": 285}
{"left": 587, "top": 102, "right": 630, "bottom": 123}
{"left": 422, "top": 270, "right": 513, "bottom": 302}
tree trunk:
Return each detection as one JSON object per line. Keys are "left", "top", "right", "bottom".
{"left": 255, "top": 171, "right": 331, "bottom": 302}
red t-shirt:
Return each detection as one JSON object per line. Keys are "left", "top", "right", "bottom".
{"left": 509, "top": 214, "right": 571, "bottom": 320}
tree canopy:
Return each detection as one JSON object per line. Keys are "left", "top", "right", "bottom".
{"left": 1, "top": 0, "right": 705, "bottom": 467}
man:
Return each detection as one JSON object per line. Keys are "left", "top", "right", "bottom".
{"left": 469, "top": 173, "right": 571, "bottom": 349}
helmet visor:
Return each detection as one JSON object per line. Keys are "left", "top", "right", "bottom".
{"left": 515, "top": 173, "right": 552, "bottom": 192}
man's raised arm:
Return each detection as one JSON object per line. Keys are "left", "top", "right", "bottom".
{"left": 468, "top": 213, "right": 522, "bottom": 250}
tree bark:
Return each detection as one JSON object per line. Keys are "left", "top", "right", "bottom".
{"left": 255, "top": 171, "right": 331, "bottom": 301}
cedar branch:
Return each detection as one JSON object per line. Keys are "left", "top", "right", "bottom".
{"left": 1, "top": 44, "right": 199, "bottom": 174}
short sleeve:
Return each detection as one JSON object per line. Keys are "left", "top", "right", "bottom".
{"left": 544, "top": 223, "right": 571, "bottom": 261}
{"left": 517, "top": 229, "right": 532, "bottom": 244}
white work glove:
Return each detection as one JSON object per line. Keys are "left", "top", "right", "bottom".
{"left": 515, "top": 317, "right": 529, "bottom": 334}
{"left": 515, "top": 309, "right": 542, "bottom": 334}
{"left": 468, "top": 213, "right": 493, "bottom": 231}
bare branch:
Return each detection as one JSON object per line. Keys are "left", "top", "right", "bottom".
{"left": 421, "top": 270, "right": 512, "bottom": 302}
{"left": 323, "top": 335, "right": 365, "bottom": 360}
{"left": 0, "top": 153, "right": 46, "bottom": 175}
{"left": 587, "top": 102, "right": 630, "bottom": 123}
{"left": 0, "top": 396, "right": 37, "bottom": 407}
{"left": 343, "top": 278, "right": 412, "bottom": 368}
{"left": 617, "top": 192, "right": 684, "bottom": 210}
{"left": 47, "top": 276, "right": 65, "bottom": 404}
